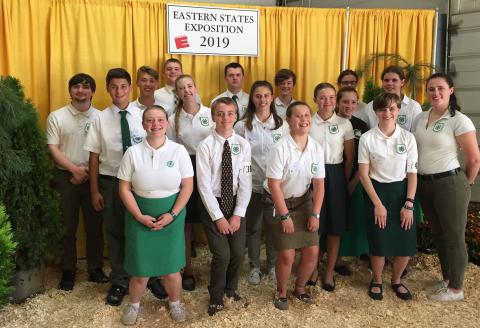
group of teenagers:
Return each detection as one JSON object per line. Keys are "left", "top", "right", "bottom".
{"left": 45, "top": 58, "right": 480, "bottom": 325}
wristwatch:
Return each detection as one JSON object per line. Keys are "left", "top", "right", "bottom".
{"left": 279, "top": 212, "right": 291, "bottom": 221}
{"left": 403, "top": 204, "right": 414, "bottom": 211}
{"left": 310, "top": 213, "right": 320, "bottom": 219}
{"left": 168, "top": 210, "right": 178, "bottom": 220}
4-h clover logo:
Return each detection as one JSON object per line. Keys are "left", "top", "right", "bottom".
{"left": 166, "top": 161, "right": 174, "bottom": 167}
{"left": 272, "top": 133, "right": 282, "bottom": 143}
{"left": 200, "top": 117, "right": 209, "bottom": 127}
{"left": 231, "top": 144, "right": 241, "bottom": 155}
{"left": 432, "top": 122, "right": 444, "bottom": 132}
{"left": 132, "top": 135, "right": 144, "bottom": 144}
{"left": 84, "top": 122, "right": 91, "bottom": 135}
{"left": 397, "top": 115, "right": 407, "bottom": 125}
{"left": 354, "top": 129, "right": 362, "bottom": 138}
{"left": 396, "top": 144, "right": 407, "bottom": 154}
{"left": 311, "top": 163, "right": 318, "bottom": 174}
{"left": 329, "top": 124, "right": 339, "bottom": 134}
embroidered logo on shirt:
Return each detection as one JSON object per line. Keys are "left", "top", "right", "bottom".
{"left": 231, "top": 144, "right": 241, "bottom": 155}
{"left": 272, "top": 133, "right": 282, "bottom": 143}
{"left": 84, "top": 122, "right": 91, "bottom": 135}
{"left": 354, "top": 129, "right": 362, "bottom": 139}
{"left": 329, "top": 124, "right": 339, "bottom": 134}
{"left": 432, "top": 122, "right": 444, "bottom": 132}
{"left": 200, "top": 117, "right": 209, "bottom": 127}
{"left": 397, "top": 115, "right": 407, "bottom": 125}
{"left": 396, "top": 144, "right": 407, "bottom": 154}
{"left": 166, "top": 160, "right": 174, "bottom": 167}
{"left": 132, "top": 135, "right": 144, "bottom": 144}
{"left": 311, "top": 163, "right": 319, "bottom": 174}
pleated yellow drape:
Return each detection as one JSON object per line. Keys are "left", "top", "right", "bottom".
{"left": 0, "top": 1, "right": 435, "bottom": 124}
{"left": 346, "top": 9, "right": 435, "bottom": 105}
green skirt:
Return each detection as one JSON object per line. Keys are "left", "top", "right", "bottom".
{"left": 364, "top": 179, "right": 417, "bottom": 257}
{"left": 124, "top": 193, "right": 186, "bottom": 277}
{"left": 339, "top": 183, "right": 369, "bottom": 256}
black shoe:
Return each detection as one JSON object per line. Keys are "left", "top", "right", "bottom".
{"left": 322, "top": 277, "right": 336, "bottom": 292}
{"left": 182, "top": 273, "right": 196, "bottom": 291}
{"left": 334, "top": 265, "right": 352, "bottom": 276}
{"left": 226, "top": 291, "right": 242, "bottom": 302}
{"left": 88, "top": 268, "right": 109, "bottom": 283}
{"left": 207, "top": 303, "right": 224, "bottom": 316}
{"left": 306, "top": 279, "right": 317, "bottom": 287}
{"left": 59, "top": 270, "right": 75, "bottom": 291}
{"left": 391, "top": 282, "right": 412, "bottom": 301}
{"left": 147, "top": 278, "right": 168, "bottom": 300}
{"left": 106, "top": 285, "right": 127, "bottom": 306}
{"left": 368, "top": 279, "right": 383, "bottom": 301}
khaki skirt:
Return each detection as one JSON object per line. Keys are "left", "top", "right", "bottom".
{"left": 263, "top": 190, "right": 318, "bottom": 251}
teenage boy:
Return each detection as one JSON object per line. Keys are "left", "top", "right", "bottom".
{"left": 196, "top": 97, "right": 252, "bottom": 316}
{"left": 46, "top": 73, "right": 108, "bottom": 291}
{"left": 154, "top": 59, "right": 183, "bottom": 116}
{"left": 274, "top": 69, "right": 297, "bottom": 119}
{"left": 85, "top": 68, "right": 146, "bottom": 306}
{"left": 210, "top": 63, "right": 249, "bottom": 119}
{"left": 132, "top": 66, "right": 161, "bottom": 111}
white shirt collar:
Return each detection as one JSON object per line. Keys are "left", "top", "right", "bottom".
{"left": 68, "top": 103, "right": 92, "bottom": 117}
{"left": 314, "top": 112, "right": 337, "bottom": 123}
{"left": 374, "top": 124, "right": 402, "bottom": 139}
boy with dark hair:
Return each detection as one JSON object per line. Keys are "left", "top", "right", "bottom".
{"left": 132, "top": 66, "right": 160, "bottom": 111}
{"left": 85, "top": 68, "right": 145, "bottom": 306}
{"left": 46, "top": 73, "right": 108, "bottom": 291}
{"left": 274, "top": 68, "right": 297, "bottom": 119}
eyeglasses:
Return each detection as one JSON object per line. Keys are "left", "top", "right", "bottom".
{"left": 340, "top": 80, "right": 357, "bottom": 87}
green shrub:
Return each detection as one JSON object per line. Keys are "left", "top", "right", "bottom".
{"left": 362, "top": 78, "right": 383, "bottom": 104}
{"left": 0, "top": 204, "right": 16, "bottom": 307}
{"left": 0, "top": 76, "right": 62, "bottom": 270}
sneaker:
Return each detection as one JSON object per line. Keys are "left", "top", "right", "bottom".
{"left": 268, "top": 267, "right": 276, "bottom": 280}
{"left": 429, "top": 287, "right": 464, "bottom": 302}
{"left": 429, "top": 280, "right": 449, "bottom": 293}
{"left": 248, "top": 267, "right": 261, "bottom": 285}
{"left": 121, "top": 304, "right": 139, "bottom": 325}
{"left": 169, "top": 303, "right": 186, "bottom": 322}
{"left": 273, "top": 294, "right": 288, "bottom": 310}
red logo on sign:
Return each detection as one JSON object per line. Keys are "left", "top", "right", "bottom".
{"left": 174, "top": 36, "right": 190, "bottom": 49}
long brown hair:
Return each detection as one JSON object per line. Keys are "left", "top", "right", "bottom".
{"left": 244, "top": 80, "right": 283, "bottom": 131}
{"left": 173, "top": 74, "right": 196, "bottom": 137}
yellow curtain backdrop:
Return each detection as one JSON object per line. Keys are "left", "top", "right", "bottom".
{"left": 346, "top": 9, "right": 435, "bottom": 105}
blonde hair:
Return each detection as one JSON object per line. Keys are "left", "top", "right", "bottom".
{"left": 173, "top": 74, "right": 196, "bottom": 138}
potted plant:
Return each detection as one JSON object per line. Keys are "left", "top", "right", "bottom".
{"left": 0, "top": 76, "right": 62, "bottom": 302}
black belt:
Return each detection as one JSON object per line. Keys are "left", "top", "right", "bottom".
{"left": 420, "top": 168, "right": 460, "bottom": 181}
{"left": 99, "top": 174, "right": 118, "bottom": 181}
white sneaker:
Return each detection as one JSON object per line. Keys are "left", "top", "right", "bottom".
{"left": 429, "top": 280, "right": 449, "bottom": 293}
{"left": 121, "top": 304, "right": 139, "bottom": 325}
{"left": 268, "top": 267, "right": 276, "bottom": 281}
{"left": 170, "top": 302, "right": 187, "bottom": 322}
{"left": 248, "top": 267, "right": 261, "bottom": 285}
{"left": 429, "top": 287, "right": 464, "bottom": 302}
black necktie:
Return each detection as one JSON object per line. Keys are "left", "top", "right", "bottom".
{"left": 119, "top": 111, "right": 131, "bottom": 153}
{"left": 232, "top": 94, "right": 239, "bottom": 119}
{"left": 220, "top": 140, "right": 234, "bottom": 218}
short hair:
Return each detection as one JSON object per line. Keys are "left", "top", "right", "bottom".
{"left": 336, "top": 86, "right": 358, "bottom": 103}
{"left": 372, "top": 92, "right": 402, "bottom": 111}
{"left": 313, "top": 82, "right": 336, "bottom": 98}
{"left": 106, "top": 68, "right": 131, "bottom": 86}
{"left": 337, "top": 69, "right": 358, "bottom": 84}
{"left": 224, "top": 62, "right": 244, "bottom": 76}
{"left": 137, "top": 66, "right": 159, "bottom": 81}
{"left": 211, "top": 97, "right": 238, "bottom": 116}
{"left": 142, "top": 105, "right": 168, "bottom": 122}
{"left": 286, "top": 101, "right": 311, "bottom": 118}
{"left": 69, "top": 73, "right": 96, "bottom": 92}
{"left": 381, "top": 65, "right": 405, "bottom": 81}
{"left": 163, "top": 58, "right": 182, "bottom": 70}
{"left": 274, "top": 69, "right": 296, "bottom": 86}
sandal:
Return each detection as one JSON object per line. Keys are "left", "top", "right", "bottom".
{"left": 368, "top": 279, "right": 383, "bottom": 301}
{"left": 321, "top": 277, "right": 336, "bottom": 292}
{"left": 391, "top": 282, "right": 412, "bottom": 300}
{"left": 182, "top": 273, "right": 196, "bottom": 291}
{"left": 293, "top": 291, "right": 315, "bottom": 304}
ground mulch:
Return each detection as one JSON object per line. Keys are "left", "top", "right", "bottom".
{"left": 1, "top": 246, "right": 479, "bottom": 328}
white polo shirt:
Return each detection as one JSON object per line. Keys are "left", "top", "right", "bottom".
{"left": 274, "top": 97, "right": 296, "bottom": 119}
{"left": 210, "top": 90, "right": 249, "bottom": 119}
{"left": 412, "top": 109, "right": 476, "bottom": 175}
{"left": 130, "top": 98, "right": 164, "bottom": 112}
{"left": 352, "top": 100, "right": 369, "bottom": 124}
{"left": 46, "top": 104, "right": 100, "bottom": 168}
{"left": 84, "top": 103, "right": 145, "bottom": 177}
{"left": 154, "top": 85, "right": 177, "bottom": 117}
{"left": 117, "top": 138, "right": 193, "bottom": 198}
{"left": 309, "top": 112, "right": 354, "bottom": 164}
{"left": 358, "top": 124, "right": 418, "bottom": 183}
{"left": 364, "top": 95, "right": 422, "bottom": 131}
{"left": 234, "top": 115, "right": 289, "bottom": 193}
{"left": 166, "top": 105, "right": 214, "bottom": 155}
{"left": 196, "top": 131, "right": 252, "bottom": 221}
{"left": 266, "top": 134, "right": 325, "bottom": 199}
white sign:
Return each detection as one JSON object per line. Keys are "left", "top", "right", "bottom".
{"left": 167, "top": 4, "right": 259, "bottom": 57}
